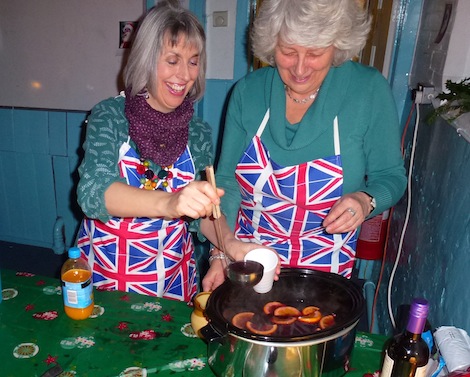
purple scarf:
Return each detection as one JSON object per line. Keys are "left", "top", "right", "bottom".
{"left": 125, "top": 90, "right": 194, "bottom": 166}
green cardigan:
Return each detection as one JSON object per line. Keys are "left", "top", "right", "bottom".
{"left": 77, "top": 93, "right": 214, "bottom": 229}
{"left": 216, "top": 61, "right": 407, "bottom": 230}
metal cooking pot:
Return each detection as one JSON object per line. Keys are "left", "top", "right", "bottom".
{"left": 201, "top": 268, "right": 364, "bottom": 377}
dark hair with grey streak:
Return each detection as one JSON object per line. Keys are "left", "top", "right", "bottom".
{"left": 251, "top": 0, "right": 371, "bottom": 67}
{"left": 124, "top": 0, "right": 206, "bottom": 100}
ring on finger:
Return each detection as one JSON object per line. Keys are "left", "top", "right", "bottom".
{"left": 347, "top": 208, "right": 356, "bottom": 217}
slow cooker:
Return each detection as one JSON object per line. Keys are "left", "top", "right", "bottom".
{"left": 201, "top": 268, "right": 365, "bottom": 377}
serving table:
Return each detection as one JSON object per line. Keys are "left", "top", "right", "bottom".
{"left": 0, "top": 268, "right": 386, "bottom": 377}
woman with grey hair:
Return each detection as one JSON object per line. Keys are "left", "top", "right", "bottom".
{"left": 202, "top": 0, "right": 406, "bottom": 290}
{"left": 76, "top": 0, "right": 221, "bottom": 302}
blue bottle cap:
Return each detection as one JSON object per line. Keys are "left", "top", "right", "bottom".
{"left": 68, "top": 247, "right": 81, "bottom": 259}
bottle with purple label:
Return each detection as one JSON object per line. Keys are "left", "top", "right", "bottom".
{"left": 380, "top": 298, "right": 430, "bottom": 377}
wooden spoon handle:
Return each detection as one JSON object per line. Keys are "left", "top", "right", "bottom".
{"left": 205, "top": 166, "right": 222, "bottom": 219}
{"left": 205, "top": 166, "right": 227, "bottom": 258}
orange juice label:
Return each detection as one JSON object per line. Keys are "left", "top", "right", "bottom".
{"left": 62, "top": 269, "right": 93, "bottom": 309}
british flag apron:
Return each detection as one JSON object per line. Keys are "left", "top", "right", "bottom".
{"left": 234, "top": 109, "right": 357, "bottom": 277}
{"left": 77, "top": 138, "right": 197, "bottom": 301}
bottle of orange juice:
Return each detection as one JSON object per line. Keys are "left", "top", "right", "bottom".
{"left": 61, "top": 247, "right": 94, "bottom": 320}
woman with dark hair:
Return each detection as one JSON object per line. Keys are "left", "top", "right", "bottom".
{"left": 76, "top": 0, "right": 221, "bottom": 302}
{"left": 201, "top": 0, "right": 407, "bottom": 291}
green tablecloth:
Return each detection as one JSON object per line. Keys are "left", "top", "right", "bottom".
{"left": 0, "top": 268, "right": 387, "bottom": 377}
{"left": 0, "top": 269, "right": 208, "bottom": 377}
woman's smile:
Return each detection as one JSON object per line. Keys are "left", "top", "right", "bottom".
{"left": 147, "top": 34, "right": 200, "bottom": 113}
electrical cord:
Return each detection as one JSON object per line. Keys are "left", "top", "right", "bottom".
{"left": 387, "top": 102, "right": 420, "bottom": 329}
{"left": 369, "top": 101, "right": 416, "bottom": 333}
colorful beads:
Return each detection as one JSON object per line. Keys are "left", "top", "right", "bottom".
{"left": 143, "top": 180, "right": 154, "bottom": 190}
{"left": 157, "top": 170, "right": 168, "bottom": 180}
{"left": 144, "top": 169, "right": 155, "bottom": 180}
{"left": 138, "top": 159, "right": 172, "bottom": 190}
{"left": 136, "top": 165, "right": 146, "bottom": 174}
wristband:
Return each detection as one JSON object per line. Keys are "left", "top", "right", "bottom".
{"left": 361, "top": 191, "right": 376, "bottom": 214}
{"left": 208, "top": 252, "right": 226, "bottom": 264}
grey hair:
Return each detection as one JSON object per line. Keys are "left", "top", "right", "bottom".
{"left": 251, "top": 0, "right": 371, "bottom": 67}
{"left": 124, "top": 0, "right": 206, "bottom": 101}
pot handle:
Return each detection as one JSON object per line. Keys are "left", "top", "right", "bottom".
{"left": 199, "top": 322, "right": 226, "bottom": 344}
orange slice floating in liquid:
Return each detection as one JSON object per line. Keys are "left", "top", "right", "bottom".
{"left": 298, "top": 309, "right": 322, "bottom": 324}
{"left": 319, "top": 314, "right": 335, "bottom": 329}
{"left": 246, "top": 321, "right": 278, "bottom": 335}
{"left": 231, "top": 311, "right": 255, "bottom": 330}
{"left": 271, "top": 315, "right": 298, "bottom": 325}
{"left": 273, "top": 306, "right": 301, "bottom": 317}
{"left": 263, "top": 301, "right": 285, "bottom": 315}
{"left": 301, "top": 306, "right": 320, "bottom": 316}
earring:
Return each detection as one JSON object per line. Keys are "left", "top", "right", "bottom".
{"left": 137, "top": 89, "right": 149, "bottom": 99}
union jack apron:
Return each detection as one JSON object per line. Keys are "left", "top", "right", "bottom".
{"left": 234, "top": 109, "right": 357, "bottom": 277}
{"left": 77, "top": 138, "right": 197, "bottom": 301}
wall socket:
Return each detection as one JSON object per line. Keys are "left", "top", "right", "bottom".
{"left": 213, "top": 11, "right": 228, "bottom": 27}
{"left": 413, "top": 84, "right": 436, "bottom": 104}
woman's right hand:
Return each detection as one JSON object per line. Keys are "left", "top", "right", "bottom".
{"left": 165, "top": 181, "right": 223, "bottom": 220}
{"left": 224, "top": 238, "right": 282, "bottom": 282}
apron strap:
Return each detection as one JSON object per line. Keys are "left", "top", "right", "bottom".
{"left": 333, "top": 116, "right": 340, "bottom": 155}
{"left": 256, "top": 109, "right": 271, "bottom": 137}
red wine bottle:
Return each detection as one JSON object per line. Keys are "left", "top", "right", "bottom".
{"left": 380, "top": 298, "right": 430, "bottom": 377}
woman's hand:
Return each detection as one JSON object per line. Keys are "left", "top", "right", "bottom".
{"left": 165, "top": 181, "right": 223, "bottom": 220}
{"left": 224, "top": 239, "right": 282, "bottom": 283}
{"left": 202, "top": 258, "right": 227, "bottom": 291}
{"left": 202, "top": 242, "right": 282, "bottom": 291}
{"left": 322, "top": 191, "right": 372, "bottom": 234}
{"left": 200, "top": 217, "right": 282, "bottom": 289}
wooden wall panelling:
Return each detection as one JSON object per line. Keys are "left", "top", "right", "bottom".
{"left": 52, "top": 155, "right": 76, "bottom": 251}
{"left": 0, "top": 108, "right": 14, "bottom": 151}
{"left": 55, "top": 111, "right": 87, "bottom": 250}
{"left": 0, "top": 150, "right": 57, "bottom": 247}
{"left": 12, "top": 108, "right": 56, "bottom": 247}
{"left": 0, "top": 151, "right": 15, "bottom": 239}
{"left": 0, "top": 107, "right": 88, "bottom": 249}
{"left": 49, "top": 112, "right": 67, "bottom": 157}
{"left": 13, "top": 109, "right": 50, "bottom": 154}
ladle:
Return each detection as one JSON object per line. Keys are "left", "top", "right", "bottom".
{"left": 226, "top": 260, "right": 264, "bottom": 286}
{"left": 205, "top": 166, "right": 264, "bottom": 287}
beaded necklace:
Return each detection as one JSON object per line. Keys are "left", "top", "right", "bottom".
{"left": 284, "top": 85, "right": 320, "bottom": 104}
{"left": 136, "top": 159, "right": 173, "bottom": 190}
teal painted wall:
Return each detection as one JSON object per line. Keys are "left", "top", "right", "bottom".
{"left": 376, "top": 108, "right": 470, "bottom": 335}
{"left": 372, "top": 0, "right": 470, "bottom": 336}
{"left": 201, "top": 0, "right": 253, "bottom": 152}
{"left": 0, "top": 108, "right": 86, "bottom": 250}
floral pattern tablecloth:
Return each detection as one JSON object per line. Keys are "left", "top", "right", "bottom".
{"left": 0, "top": 268, "right": 387, "bottom": 377}
{"left": 0, "top": 269, "right": 210, "bottom": 377}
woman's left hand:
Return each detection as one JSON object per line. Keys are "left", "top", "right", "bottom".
{"left": 322, "top": 192, "right": 372, "bottom": 234}
{"left": 202, "top": 258, "right": 227, "bottom": 292}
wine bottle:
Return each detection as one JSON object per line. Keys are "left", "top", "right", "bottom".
{"left": 380, "top": 298, "right": 430, "bottom": 377}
